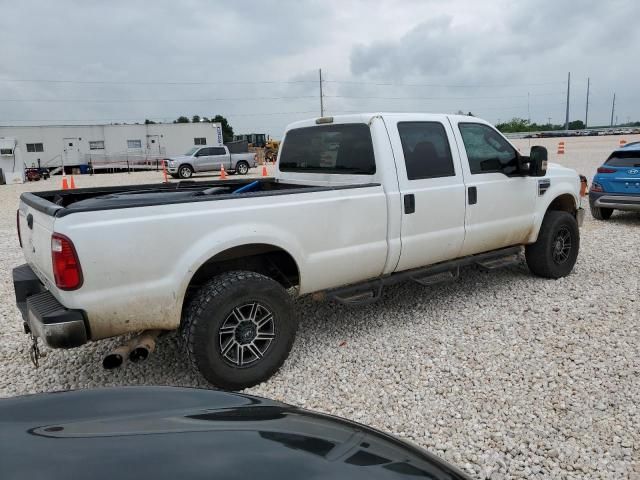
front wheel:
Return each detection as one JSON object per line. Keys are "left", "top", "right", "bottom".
{"left": 178, "top": 165, "right": 193, "bottom": 179}
{"left": 236, "top": 161, "right": 249, "bottom": 175}
{"left": 525, "top": 210, "right": 580, "bottom": 279}
{"left": 183, "top": 271, "right": 297, "bottom": 390}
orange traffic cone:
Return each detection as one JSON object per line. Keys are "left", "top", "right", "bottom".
{"left": 619, "top": 139, "right": 627, "bottom": 147}
{"left": 61, "top": 173, "right": 69, "bottom": 190}
{"left": 162, "top": 160, "right": 169, "bottom": 183}
{"left": 557, "top": 141, "right": 565, "bottom": 155}
{"left": 220, "top": 165, "right": 227, "bottom": 180}
{"left": 262, "top": 164, "right": 268, "bottom": 177}
{"left": 70, "top": 175, "right": 76, "bottom": 189}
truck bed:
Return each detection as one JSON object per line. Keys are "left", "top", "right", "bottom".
{"left": 21, "top": 178, "right": 379, "bottom": 217}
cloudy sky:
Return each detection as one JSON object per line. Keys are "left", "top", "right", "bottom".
{"left": 1, "top": 0, "right": 638, "bottom": 137}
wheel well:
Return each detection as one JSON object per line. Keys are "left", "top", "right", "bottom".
{"left": 180, "top": 163, "right": 194, "bottom": 171}
{"left": 547, "top": 194, "right": 576, "bottom": 214}
{"left": 183, "top": 244, "right": 300, "bottom": 311}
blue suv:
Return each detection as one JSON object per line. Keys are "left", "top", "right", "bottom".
{"left": 589, "top": 142, "right": 640, "bottom": 219}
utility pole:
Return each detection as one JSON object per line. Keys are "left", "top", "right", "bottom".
{"left": 564, "top": 72, "right": 570, "bottom": 130}
{"left": 319, "top": 68, "right": 324, "bottom": 117}
{"left": 610, "top": 92, "right": 616, "bottom": 127}
{"left": 527, "top": 92, "right": 530, "bottom": 124}
{"left": 585, "top": 77, "right": 590, "bottom": 129}
{"left": 547, "top": 117, "right": 552, "bottom": 126}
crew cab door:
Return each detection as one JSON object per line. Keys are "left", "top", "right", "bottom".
{"left": 209, "top": 146, "right": 230, "bottom": 171}
{"left": 386, "top": 116, "right": 466, "bottom": 271}
{"left": 450, "top": 120, "right": 536, "bottom": 256}
{"left": 193, "top": 147, "right": 214, "bottom": 172}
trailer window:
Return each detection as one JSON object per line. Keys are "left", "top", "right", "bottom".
{"left": 279, "top": 124, "right": 375, "bottom": 175}
{"left": 26, "top": 143, "right": 44, "bottom": 152}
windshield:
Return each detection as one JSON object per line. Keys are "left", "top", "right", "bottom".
{"left": 184, "top": 147, "right": 200, "bottom": 156}
{"left": 606, "top": 150, "right": 640, "bottom": 167}
{"left": 279, "top": 124, "right": 375, "bottom": 175}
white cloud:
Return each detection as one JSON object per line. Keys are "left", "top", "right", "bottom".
{"left": 0, "top": 0, "right": 638, "bottom": 136}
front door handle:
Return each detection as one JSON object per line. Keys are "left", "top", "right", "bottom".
{"left": 404, "top": 194, "right": 415, "bottom": 214}
{"left": 468, "top": 186, "right": 477, "bottom": 205}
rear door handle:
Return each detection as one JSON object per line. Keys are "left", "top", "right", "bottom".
{"left": 404, "top": 194, "right": 415, "bottom": 214}
{"left": 468, "top": 186, "right": 477, "bottom": 205}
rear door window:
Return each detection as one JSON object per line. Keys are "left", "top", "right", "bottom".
{"left": 211, "top": 147, "right": 226, "bottom": 155}
{"left": 397, "top": 122, "right": 455, "bottom": 179}
{"left": 605, "top": 150, "right": 640, "bottom": 167}
{"left": 458, "top": 123, "right": 519, "bottom": 175}
{"left": 279, "top": 124, "right": 375, "bottom": 174}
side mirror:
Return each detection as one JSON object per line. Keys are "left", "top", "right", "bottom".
{"left": 529, "top": 146, "right": 548, "bottom": 176}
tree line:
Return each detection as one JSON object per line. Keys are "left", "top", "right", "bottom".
{"left": 495, "top": 117, "right": 640, "bottom": 133}
{"left": 144, "top": 115, "right": 234, "bottom": 142}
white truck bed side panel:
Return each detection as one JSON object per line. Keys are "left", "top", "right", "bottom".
{"left": 53, "top": 187, "right": 388, "bottom": 339}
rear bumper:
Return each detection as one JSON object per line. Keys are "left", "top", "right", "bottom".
{"left": 13, "top": 264, "right": 88, "bottom": 348}
{"left": 589, "top": 191, "right": 640, "bottom": 211}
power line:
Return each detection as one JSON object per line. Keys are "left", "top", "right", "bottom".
{"left": 0, "top": 78, "right": 316, "bottom": 86}
{"left": 324, "top": 79, "right": 565, "bottom": 88}
{"left": 0, "top": 96, "right": 318, "bottom": 103}
{"left": 0, "top": 111, "right": 318, "bottom": 123}
{"left": 325, "top": 93, "right": 564, "bottom": 101}
{"left": 0, "top": 76, "right": 566, "bottom": 89}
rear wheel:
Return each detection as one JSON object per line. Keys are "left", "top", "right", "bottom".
{"left": 183, "top": 271, "right": 297, "bottom": 390}
{"left": 236, "top": 161, "right": 249, "bottom": 175}
{"left": 178, "top": 165, "right": 193, "bottom": 179}
{"left": 590, "top": 204, "right": 613, "bottom": 220}
{"left": 525, "top": 210, "right": 580, "bottom": 279}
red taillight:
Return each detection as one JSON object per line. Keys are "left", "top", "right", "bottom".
{"left": 597, "top": 167, "right": 617, "bottom": 174}
{"left": 51, "top": 233, "right": 83, "bottom": 290}
{"left": 17, "top": 210, "right": 22, "bottom": 248}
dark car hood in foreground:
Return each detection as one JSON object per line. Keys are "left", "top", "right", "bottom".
{"left": 0, "top": 386, "right": 469, "bottom": 480}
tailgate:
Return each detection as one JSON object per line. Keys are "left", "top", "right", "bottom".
{"left": 18, "top": 198, "right": 57, "bottom": 286}
{"left": 609, "top": 169, "right": 640, "bottom": 194}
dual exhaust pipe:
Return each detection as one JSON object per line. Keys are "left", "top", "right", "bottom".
{"left": 102, "top": 330, "right": 162, "bottom": 370}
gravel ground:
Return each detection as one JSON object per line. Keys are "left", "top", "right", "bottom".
{"left": 0, "top": 159, "right": 638, "bottom": 479}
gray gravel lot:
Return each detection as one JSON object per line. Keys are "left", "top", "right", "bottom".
{"left": 0, "top": 159, "right": 638, "bottom": 479}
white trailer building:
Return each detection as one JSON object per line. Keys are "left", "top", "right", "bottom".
{"left": 0, "top": 122, "right": 223, "bottom": 178}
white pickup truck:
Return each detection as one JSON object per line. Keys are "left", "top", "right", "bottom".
{"left": 165, "top": 145, "right": 257, "bottom": 179}
{"left": 14, "top": 113, "right": 585, "bottom": 390}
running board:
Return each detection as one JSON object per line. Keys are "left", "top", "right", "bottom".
{"left": 476, "top": 254, "right": 521, "bottom": 270}
{"left": 411, "top": 268, "right": 459, "bottom": 286}
{"left": 326, "top": 246, "right": 522, "bottom": 306}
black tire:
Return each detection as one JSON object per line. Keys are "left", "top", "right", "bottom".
{"left": 183, "top": 271, "right": 296, "bottom": 390}
{"left": 236, "top": 161, "right": 249, "bottom": 175}
{"left": 178, "top": 164, "right": 193, "bottom": 179}
{"left": 525, "top": 210, "right": 580, "bottom": 279}
{"left": 590, "top": 203, "right": 613, "bottom": 220}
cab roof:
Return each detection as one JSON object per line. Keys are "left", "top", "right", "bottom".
{"left": 285, "top": 113, "right": 490, "bottom": 131}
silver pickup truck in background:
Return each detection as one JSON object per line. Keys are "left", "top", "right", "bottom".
{"left": 165, "top": 145, "right": 257, "bottom": 178}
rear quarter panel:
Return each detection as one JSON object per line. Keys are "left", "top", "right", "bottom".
{"left": 53, "top": 186, "right": 388, "bottom": 339}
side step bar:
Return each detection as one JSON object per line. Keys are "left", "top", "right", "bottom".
{"left": 327, "top": 246, "right": 522, "bottom": 305}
